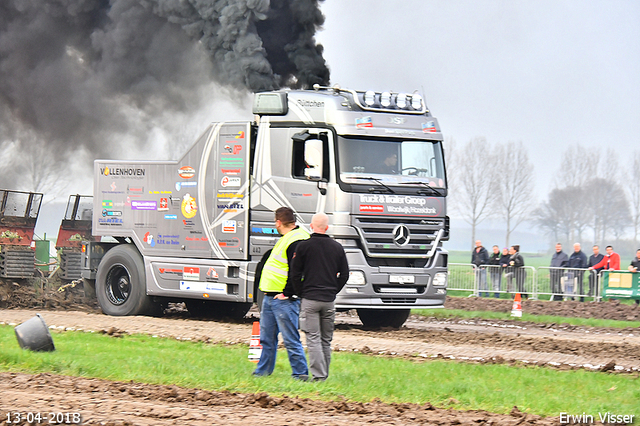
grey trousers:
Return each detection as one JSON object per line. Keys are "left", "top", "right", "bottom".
{"left": 299, "top": 298, "right": 335, "bottom": 380}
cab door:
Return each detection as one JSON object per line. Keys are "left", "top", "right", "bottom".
{"left": 253, "top": 125, "right": 330, "bottom": 216}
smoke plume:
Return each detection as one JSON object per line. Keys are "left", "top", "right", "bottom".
{"left": 0, "top": 0, "right": 330, "bottom": 193}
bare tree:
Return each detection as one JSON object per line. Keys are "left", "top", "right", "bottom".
{"left": 533, "top": 186, "right": 584, "bottom": 245}
{"left": 553, "top": 144, "right": 599, "bottom": 188}
{"left": 585, "top": 178, "right": 630, "bottom": 244}
{"left": 448, "top": 136, "right": 497, "bottom": 247}
{"left": 493, "top": 141, "right": 534, "bottom": 246}
{"left": 627, "top": 151, "right": 640, "bottom": 245}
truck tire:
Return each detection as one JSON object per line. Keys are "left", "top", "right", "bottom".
{"left": 95, "top": 245, "right": 157, "bottom": 316}
{"left": 185, "top": 300, "right": 251, "bottom": 319}
{"left": 356, "top": 308, "right": 411, "bottom": 328}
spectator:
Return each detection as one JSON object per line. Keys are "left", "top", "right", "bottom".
{"left": 589, "top": 245, "right": 620, "bottom": 271}
{"left": 252, "top": 207, "right": 310, "bottom": 380}
{"left": 567, "top": 243, "right": 588, "bottom": 301}
{"left": 471, "top": 240, "right": 490, "bottom": 297}
{"left": 499, "top": 247, "right": 511, "bottom": 292}
{"left": 628, "top": 249, "right": 640, "bottom": 305}
{"left": 550, "top": 243, "right": 569, "bottom": 301}
{"left": 587, "top": 245, "right": 605, "bottom": 298}
{"left": 507, "top": 245, "right": 526, "bottom": 298}
{"left": 488, "top": 245, "right": 502, "bottom": 298}
{"left": 629, "top": 249, "right": 640, "bottom": 272}
{"left": 291, "top": 213, "right": 349, "bottom": 381}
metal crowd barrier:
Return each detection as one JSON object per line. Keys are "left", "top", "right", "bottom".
{"left": 448, "top": 263, "right": 536, "bottom": 299}
{"left": 447, "top": 263, "right": 477, "bottom": 294}
{"left": 446, "top": 264, "right": 640, "bottom": 302}
{"left": 537, "top": 267, "right": 600, "bottom": 301}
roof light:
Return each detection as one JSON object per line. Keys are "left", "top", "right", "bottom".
{"left": 380, "top": 91, "right": 392, "bottom": 107}
{"left": 364, "top": 91, "right": 376, "bottom": 106}
{"left": 411, "top": 94, "right": 423, "bottom": 110}
{"left": 396, "top": 93, "right": 408, "bottom": 109}
{"left": 253, "top": 92, "right": 288, "bottom": 115}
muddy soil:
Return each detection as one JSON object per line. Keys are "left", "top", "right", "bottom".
{"left": 445, "top": 296, "right": 640, "bottom": 323}
{"left": 0, "top": 372, "right": 558, "bottom": 426}
{"left": 1, "top": 278, "right": 638, "bottom": 424}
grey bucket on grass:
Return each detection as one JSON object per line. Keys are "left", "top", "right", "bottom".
{"left": 14, "top": 314, "right": 55, "bottom": 352}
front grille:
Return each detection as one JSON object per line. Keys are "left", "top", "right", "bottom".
{"left": 380, "top": 298, "right": 417, "bottom": 304}
{"left": 353, "top": 216, "right": 444, "bottom": 258}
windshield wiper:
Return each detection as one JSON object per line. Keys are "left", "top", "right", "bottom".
{"left": 402, "top": 181, "right": 444, "bottom": 196}
{"left": 350, "top": 176, "right": 395, "bottom": 193}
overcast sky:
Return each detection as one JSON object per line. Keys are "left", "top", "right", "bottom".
{"left": 316, "top": 0, "right": 640, "bottom": 201}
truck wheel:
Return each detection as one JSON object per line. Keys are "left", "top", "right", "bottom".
{"left": 185, "top": 300, "right": 251, "bottom": 319}
{"left": 356, "top": 308, "right": 411, "bottom": 328}
{"left": 95, "top": 245, "right": 156, "bottom": 316}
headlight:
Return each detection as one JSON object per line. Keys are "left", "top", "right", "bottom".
{"left": 364, "top": 91, "right": 376, "bottom": 106}
{"left": 411, "top": 94, "right": 423, "bottom": 110}
{"left": 380, "top": 92, "right": 392, "bottom": 107}
{"left": 396, "top": 93, "right": 408, "bottom": 109}
{"left": 432, "top": 272, "right": 447, "bottom": 287}
{"left": 346, "top": 270, "right": 366, "bottom": 285}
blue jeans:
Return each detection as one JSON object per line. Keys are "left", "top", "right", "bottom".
{"left": 253, "top": 297, "right": 308, "bottom": 378}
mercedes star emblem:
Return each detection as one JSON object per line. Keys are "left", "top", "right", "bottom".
{"left": 392, "top": 224, "right": 410, "bottom": 246}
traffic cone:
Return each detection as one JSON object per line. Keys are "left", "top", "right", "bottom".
{"left": 511, "top": 293, "right": 523, "bottom": 318}
{"left": 248, "top": 321, "right": 262, "bottom": 363}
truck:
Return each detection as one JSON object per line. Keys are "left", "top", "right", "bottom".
{"left": 82, "top": 85, "right": 449, "bottom": 327}
{"left": 55, "top": 195, "right": 96, "bottom": 281}
{"left": 0, "top": 189, "right": 43, "bottom": 279}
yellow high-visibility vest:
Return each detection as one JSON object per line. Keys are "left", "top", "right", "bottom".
{"left": 259, "top": 227, "right": 310, "bottom": 293}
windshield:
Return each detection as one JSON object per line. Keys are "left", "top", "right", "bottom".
{"left": 337, "top": 136, "right": 446, "bottom": 188}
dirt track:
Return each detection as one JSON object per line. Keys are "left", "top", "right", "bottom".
{"left": 1, "top": 279, "right": 639, "bottom": 424}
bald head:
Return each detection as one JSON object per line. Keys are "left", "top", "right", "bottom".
{"left": 310, "top": 212, "right": 329, "bottom": 234}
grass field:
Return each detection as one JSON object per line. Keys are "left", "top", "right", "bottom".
{"left": 1, "top": 326, "right": 638, "bottom": 417}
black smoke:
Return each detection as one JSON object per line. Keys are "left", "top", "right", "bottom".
{"left": 0, "top": 0, "right": 329, "bottom": 191}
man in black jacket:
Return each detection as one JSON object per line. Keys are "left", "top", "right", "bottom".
{"left": 587, "top": 245, "right": 605, "bottom": 299}
{"left": 488, "top": 245, "right": 502, "bottom": 298}
{"left": 568, "top": 243, "right": 588, "bottom": 300}
{"left": 291, "top": 212, "right": 349, "bottom": 381}
{"left": 472, "top": 240, "right": 490, "bottom": 297}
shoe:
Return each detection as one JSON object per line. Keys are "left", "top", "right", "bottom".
{"left": 292, "top": 374, "right": 309, "bottom": 381}
{"left": 312, "top": 377, "right": 326, "bottom": 382}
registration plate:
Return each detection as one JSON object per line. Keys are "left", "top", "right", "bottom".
{"left": 389, "top": 275, "right": 415, "bottom": 284}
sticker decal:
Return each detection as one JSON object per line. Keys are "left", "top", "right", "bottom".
{"left": 422, "top": 121, "right": 437, "bottom": 133}
{"left": 221, "top": 176, "right": 241, "bottom": 187}
{"left": 183, "top": 266, "right": 200, "bottom": 281}
{"left": 356, "top": 116, "right": 373, "bottom": 129}
{"left": 222, "top": 220, "right": 237, "bottom": 233}
{"left": 181, "top": 194, "right": 198, "bottom": 219}
{"left": 178, "top": 166, "right": 196, "bottom": 179}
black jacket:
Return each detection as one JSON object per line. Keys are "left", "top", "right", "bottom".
{"left": 290, "top": 233, "right": 349, "bottom": 302}
{"left": 471, "top": 246, "right": 489, "bottom": 267}
{"left": 488, "top": 252, "right": 501, "bottom": 265}
{"left": 588, "top": 253, "right": 605, "bottom": 271}
{"left": 568, "top": 251, "right": 588, "bottom": 269}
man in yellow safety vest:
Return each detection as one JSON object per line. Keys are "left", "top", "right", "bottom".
{"left": 252, "top": 207, "right": 310, "bottom": 379}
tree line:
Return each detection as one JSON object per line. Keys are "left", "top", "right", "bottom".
{"left": 446, "top": 139, "right": 640, "bottom": 250}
